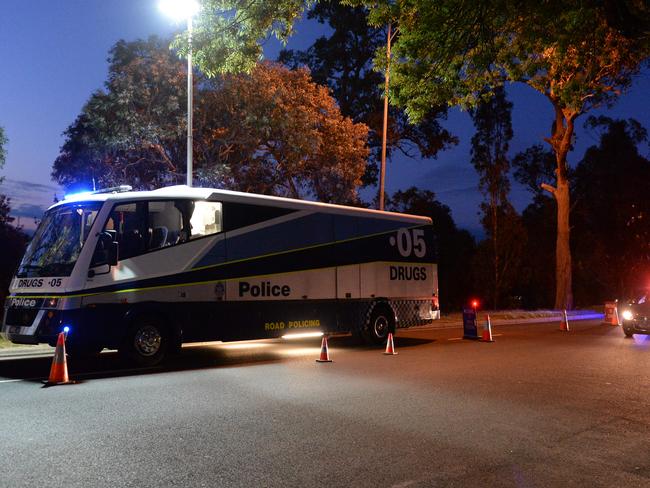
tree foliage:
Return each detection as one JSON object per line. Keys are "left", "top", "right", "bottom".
{"left": 0, "top": 126, "right": 6, "bottom": 173}
{"left": 172, "top": 0, "right": 312, "bottom": 76}
{"left": 360, "top": 1, "right": 650, "bottom": 118}
{"left": 53, "top": 39, "right": 369, "bottom": 203}
{"left": 356, "top": 0, "right": 650, "bottom": 309}
{"left": 470, "top": 88, "right": 513, "bottom": 212}
{"left": 198, "top": 62, "right": 369, "bottom": 202}
{"left": 513, "top": 145, "right": 558, "bottom": 199}
{"left": 53, "top": 38, "right": 187, "bottom": 190}
{"left": 279, "top": 0, "right": 457, "bottom": 186}
{"left": 0, "top": 195, "right": 28, "bottom": 302}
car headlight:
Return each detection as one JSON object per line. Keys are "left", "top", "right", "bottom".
{"left": 622, "top": 310, "right": 634, "bottom": 321}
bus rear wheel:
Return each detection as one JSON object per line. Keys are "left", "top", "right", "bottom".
{"left": 362, "top": 305, "right": 395, "bottom": 346}
{"left": 120, "top": 317, "right": 169, "bottom": 367}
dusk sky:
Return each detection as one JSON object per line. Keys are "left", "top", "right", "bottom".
{"left": 1, "top": 0, "right": 649, "bottom": 235}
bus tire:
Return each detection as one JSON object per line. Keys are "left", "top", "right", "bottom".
{"left": 362, "top": 304, "right": 395, "bottom": 346}
{"left": 120, "top": 315, "right": 169, "bottom": 367}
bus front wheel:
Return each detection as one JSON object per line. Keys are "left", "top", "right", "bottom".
{"left": 120, "top": 316, "right": 169, "bottom": 367}
{"left": 362, "top": 305, "right": 395, "bottom": 346}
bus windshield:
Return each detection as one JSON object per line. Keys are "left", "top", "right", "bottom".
{"left": 17, "top": 202, "right": 102, "bottom": 278}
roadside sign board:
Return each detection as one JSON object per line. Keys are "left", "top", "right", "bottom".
{"left": 463, "top": 309, "right": 479, "bottom": 340}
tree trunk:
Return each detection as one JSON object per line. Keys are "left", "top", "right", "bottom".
{"left": 543, "top": 104, "right": 575, "bottom": 311}
{"left": 554, "top": 177, "right": 573, "bottom": 309}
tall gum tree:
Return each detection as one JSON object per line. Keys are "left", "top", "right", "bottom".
{"left": 353, "top": 0, "right": 650, "bottom": 309}
{"left": 469, "top": 87, "right": 514, "bottom": 308}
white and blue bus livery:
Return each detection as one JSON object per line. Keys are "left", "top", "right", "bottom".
{"left": 2, "top": 186, "right": 439, "bottom": 364}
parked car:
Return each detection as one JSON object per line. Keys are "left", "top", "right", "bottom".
{"left": 621, "top": 291, "right": 650, "bottom": 337}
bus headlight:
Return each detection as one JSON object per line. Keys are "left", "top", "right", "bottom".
{"left": 622, "top": 310, "right": 634, "bottom": 321}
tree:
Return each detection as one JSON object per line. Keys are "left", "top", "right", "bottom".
{"left": 518, "top": 196, "right": 557, "bottom": 309}
{"left": 0, "top": 126, "right": 6, "bottom": 175}
{"left": 473, "top": 206, "right": 527, "bottom": 308}
{"left": 469, "top": 87, "right": 516, "bottom": 308}
{"left": 356, "top": 0, "right": 650, "bottom": 309}
{"left": 279, "top": 0, "right": 457, "bottom": 186}
{"left": 387, "top": 187, "right": 476, "bottom": 310}
{"left": 52, "top": 37, "right": 188, "bottom": 190}
{"left": 197, "top": 62, "right": 369, "bottom": 202}
{"left": 512, "top": 145, "right": 561, "bottom": 308}
{"left": 172, "top": 0, "right": 312, "bottom": 76}
{"left": 572, "top": 117, "right": 650, "bottom": 302}
{"left": 53, "top": 39, "right": 369, "bottom": 203}
{"left": 0, "top": 196, "right": 28, "bottom": 301}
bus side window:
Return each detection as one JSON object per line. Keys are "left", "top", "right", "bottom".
{"left": 148, "top": 201, "right": 185, "bottom": 250}
{"left": 106, "top": 202, "right": 147, "bottom": 260}
{"left": 189, "top": 201, "right": 222, "bottom": 239}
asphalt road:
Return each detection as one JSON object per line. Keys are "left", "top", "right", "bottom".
{"left": 0, "top": 319, "right": 648, "bottom": 487}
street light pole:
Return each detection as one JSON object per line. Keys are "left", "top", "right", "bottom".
{"left": 379, "top": 23, "right": 392, "bottom": 211}
{"left": 186, "top": 15, "right": 193, "bottom": 187}
{"left": 159, "top": 0, "right": 199, "bottom": 187}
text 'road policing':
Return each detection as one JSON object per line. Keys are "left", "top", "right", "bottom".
{"left": 265, "top": 319, "right": 321, "bottom": 331}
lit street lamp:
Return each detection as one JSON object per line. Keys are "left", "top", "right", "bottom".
{"left": 159, "top": 0, "right": 200, "bottom": 187}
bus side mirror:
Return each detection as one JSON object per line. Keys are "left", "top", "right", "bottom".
{"left": 91, "top": 232, "right": 119, "bottom": 269}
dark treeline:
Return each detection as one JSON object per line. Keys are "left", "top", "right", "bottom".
{"left": 0, "top": 126, "right": 29, "bottom": 301}
{"left": 388, "top": 113, "right": 650, "bottom": 311}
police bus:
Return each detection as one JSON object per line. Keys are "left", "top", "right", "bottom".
{"left": 2, "top": 185, "right": 439, "bottom": 365}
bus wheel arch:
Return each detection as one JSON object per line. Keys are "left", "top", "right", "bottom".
{"left": 362, "top": 300, "right": 396, "bottom": 346}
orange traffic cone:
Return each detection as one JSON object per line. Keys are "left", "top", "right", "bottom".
{"left": 604, "top": 301, "right": 621, "bottom": 326}
{"left": 384, "top": 332, "right": 398, "bottom": 355}
{"left": 560, "top": 310, "right": 570, "bottom": 332}
{"left": 482, "top": 315, "right": 494, "bottom": 342}
{"left": 316, "top": 336, "right": 332, "bottom": 362}
{"left": 46, "top": 332, "right": 72, "bottom": 386}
